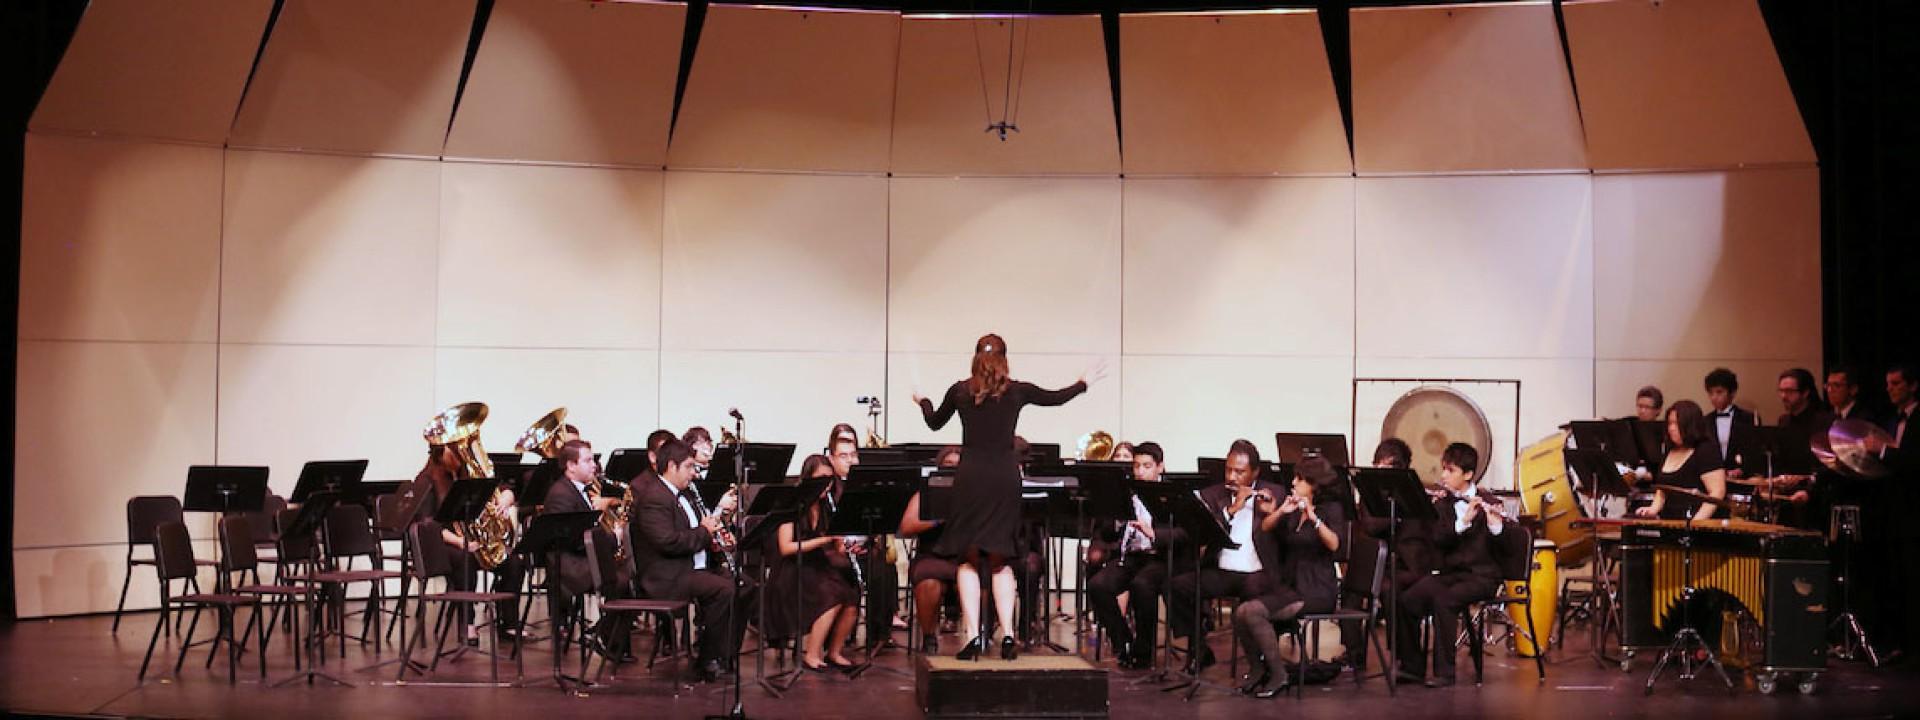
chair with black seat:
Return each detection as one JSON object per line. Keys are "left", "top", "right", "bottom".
{"left": 138, "top": 521, "right": 266, "bottom": 684}
{"left": 370, "top": 492, "right": 415, "bottom": 645}
{"left": 1285, "top": 531, "right": 1390, "bottom": 698}
{"left": 396, "top": 520, "right": 520, "bottom": 684}
{"left": 218, "top": 515, "right": 310, "bottom": 670}
{"left": 583, "top": 528, "right": 690, "bottom": 685}
{"left": 314, "top": 504, "right": 404, "bottom": 657}
{"left": 115, "top": 496, "right": 214, "bottom": 634}
{"left": 1459, "top": 524, "right": 1547, "bottom": 684}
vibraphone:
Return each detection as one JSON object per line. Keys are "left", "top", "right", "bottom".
{"left": 1608, "top": 517, "right": 1828, "bottom": 692}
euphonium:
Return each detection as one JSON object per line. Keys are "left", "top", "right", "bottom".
{"left": 515, "top": 407, "right": 569, "bottom": 459}
{"left": 424, "top": 402, "right": 511, "bottom": 568}
{"left": 1077, "top": 430, "right": 1116, "bottom": 462}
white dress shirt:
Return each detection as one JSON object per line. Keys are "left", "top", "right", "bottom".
{"left": 662, "top": 477, "right": 708, "bottom": 571}
{"left": 1217, "top": 498, "right": 1262, "bottom": 573}
{"left": 1714, "top": 410, "right": 1734, "bottom": 461}
{"left": 1119, "top": 497, "right": 1155, "bottom": 555}
{"left": 1452, "top": 485, "right": 1505, "bottom": 537}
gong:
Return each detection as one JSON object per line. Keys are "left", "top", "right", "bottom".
{"left": 1381, "top": 385, "right": 1494, "bottom": 488}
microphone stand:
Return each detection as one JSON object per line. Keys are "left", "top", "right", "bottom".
{"left": 709, "top": 413, "right": 751, "bottom": 720}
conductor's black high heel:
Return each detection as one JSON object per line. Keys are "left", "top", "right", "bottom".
{"left": 956, "top": 635, "right": 987, "bottom": 661}
{"left": 1000, "top": 636, "right": 1018, "bottom": 661}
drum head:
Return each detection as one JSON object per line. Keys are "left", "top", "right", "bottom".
{"left": 1381, "top": 385, "right": 1494, "bottom": 488}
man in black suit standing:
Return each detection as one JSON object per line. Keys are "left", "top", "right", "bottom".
{"left": 1704, "top": 368, "right": 1759, "bottom": 476}
{"left": 542, "top": 439, "right": 623, "bottom": 657}
{"left": 1395, "top": 442, "right": 1504, "bottom": 688}
{"left": 630, "top": 438, "right": 753, "bottom": 682}
{"left": 1167, "top": 439, "right": 1287, "bottom": 674}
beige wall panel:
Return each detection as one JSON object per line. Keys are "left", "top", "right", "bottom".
{"left": 435, "top": 348, "right": 660, "bottom": 456}
{"left": 15, "top": 341, "right": 217, "bottom": 550}
{"left": 1355, "top": 356, "right": 1595, "bottom": 491}
{"left": 439, "top": 162, "right": 662, "bottom": 349}
{"left": 662, "top": 172, "right": 886, "bottom": 352}
{"left": 221, "top": 151, "right": 439, "bottom": 346}
{"left": 1593, "top": 168, "right": 1819, "bottom": 361}
{"left": 892, "top": 15, "right": 1119, "bottom": 176}
{"left": 1122, "top": 178, "right": 1354, "bottom": 356}
{"left": 443, "top": 0, "right": 684, "bottom": 166}
{"left": 1564, "top": 0, "right": 1815, "bottom": 171}
{"left": 15, "top": 542, "right": 217, "bottom": 619}
{"left": 1355, "top": 175, "right": 1593, "bottom": 359}
{"left": 217, "top": 345, "right": 436, "bottom": 487}
{"left": 1350, "top": 4, "right": 1585, "bottom": 174}
{"left": 1119, "top": 12, "right": 1349, "bottom": 176}
{"left": 1596, "top": 358, "right": 1817, "bottom": 427}
{"left": 889, "top": 177, "right": 1121, "bottom": 354}
{"left": 1121, "top": 355, "right": 1353, "bottom": 472}
{"left": 659, "top": 351, "right": 886, "bottom": 473}
{"left": 886, "top": 352, "right": 1119, "bottom": 455}
{"left": 667, "top": 7, "right": 897, "bottom": 172}
{"left": 20, "top": 135, "right": 221, "bottom": 343}
{"left": 229, "top": 0, "right": 474, "bottom": 156}
{"left": 30, "top": 0, "right": 272, "bottom": 144}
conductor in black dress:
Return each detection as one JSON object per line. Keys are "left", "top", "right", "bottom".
{"left": 913, "top": 333, "right": 1101, "bottom": 661}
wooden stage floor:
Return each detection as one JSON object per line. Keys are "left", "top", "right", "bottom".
{"left": 2, "top": 611, "right": 1916, "bottom": 719}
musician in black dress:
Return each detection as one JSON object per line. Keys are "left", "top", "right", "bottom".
{"left": 1634, "top": 400, "right": 1728, "bottom": 522}
{"left": 900, "top": 446, "right": 963, "bottom": 652}
{"left": 913, "top": 333, "right": 1099, "bottom": 661}
{"left": 1233, "top": 456, "right": 1349, "bottom": 698}
{"left": 765, "top": 455, "right": 862, "bottom": 671}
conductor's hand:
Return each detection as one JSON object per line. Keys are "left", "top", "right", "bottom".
{"left": 912, "top": 388, "right": 927, "bottom": 406}
{"left": 1079, "top": 359, "right": 1109, "bottom": 388}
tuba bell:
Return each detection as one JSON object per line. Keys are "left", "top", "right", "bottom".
{"left": 1077, "top": 430, "right": 1116, "bottom": 462}
{"left": 424, "top": 402, "right": 512, "bottom": 569}
{"left": 514, "top": 407, "right": 569, "bottom": 459}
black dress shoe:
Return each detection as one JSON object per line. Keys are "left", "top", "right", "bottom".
{"left": 698, "top": 659, "right": 725, "bottom": 683}
{"left": 1424, "top": 675, "right": 1457, "bottom": 688}
{"left": 956, "top": 635, "right": 988, "bottom": 661}
{"left": 1000, "top": 636, "right": 1018, "bottom": 661}
{"left": 1250, "top": 679, "right": 1292, "bottom": 699}
{"left": 1237, "top": 667, "right": 1271, "bottom": 695}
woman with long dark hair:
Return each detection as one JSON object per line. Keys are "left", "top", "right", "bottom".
{"left": 1635, "top": 400, "right": 1729, "bottom": 521}
{"left": 913, "top": 333, "right": 1103, "bottom": 660}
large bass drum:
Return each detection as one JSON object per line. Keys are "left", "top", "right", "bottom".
{"left": 1380, "top": 386, "right": 1494, "bottom": 490}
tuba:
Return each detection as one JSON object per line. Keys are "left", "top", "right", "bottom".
{"left": 424, "top": 402, "right": 512, "bottom": 569}
{"left": 1077, "top": 430, "right": 1116, "bottom": 462}
{"left": 514, "top": 407, "right": 569, "bottom": 459}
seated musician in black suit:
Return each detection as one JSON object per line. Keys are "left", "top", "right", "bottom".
{"left": 630, "top": 438, "right": 755, "bottom": 682}
{"left": 541, "top": 439, "right": 623, "bottom": 657}
{"left": 1168, "top": 439, "right": 1288, "bottom": 673}
{"left": 1395, "top": 442, "right": 1503, "bottom": 689}
{"left": 1087, "top": 441, "right": 1177, "bottom": 670}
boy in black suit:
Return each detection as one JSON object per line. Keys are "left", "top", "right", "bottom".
{"left": 1394, "top": 442, "right": 1503, "bottom": 688}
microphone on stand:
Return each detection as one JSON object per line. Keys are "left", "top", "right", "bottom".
{"left": 728, "top": 408, "right": 744, "bottom": 421}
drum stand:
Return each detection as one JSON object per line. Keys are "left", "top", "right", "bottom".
{"left": 1827, "top": 505, "right": 1881, "bottom": 667}
{"left": 1642, "top": 516, "right": 1735, "bottom": 695}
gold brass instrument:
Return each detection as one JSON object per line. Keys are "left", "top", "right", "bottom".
{"left": 1077, "top": 430, "right": 1116, "bottom": 461}
{"left": 424, "top": 402, "right": 513, "bottom": 569}
{"left": 515, "top": 406, "right": 569, "bottom": 459}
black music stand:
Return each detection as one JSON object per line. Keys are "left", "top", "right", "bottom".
{"left": 289, "top": 460, "right": 368, "bottom": 505}
{"left": 509, "top": 510, "right": 600, "bottom": 691}
{"left": 765, "top": 476, "right": 838, "bottom": 693}
{"left": 1025, "top": 443, "right": 1062, "bottom": 465}
{"left": 1352, "top": 467, "right": 1434, "bottom": 696}
{"left": 857, "top": 447, "right": 913, "bottom": 466}
{"left": 604, "top": 448, "right": 650, "bottom": 485}
{"left": 1033, "top": 461, "right": 1134, "bottom": 653}
{"left": 1134, "top": 480, "right": 1234, "bottom": 699}
{"left": 488, "top": 452, "right": 524, "bottom": 468}
{"left": 427, "top": 479, "right": 511, "bottom": 670}
{"left": 738, "top": 481, "right": 812, "bottom": 697}
{"left": 184, "top": 465, "right": 271, "bottom": 515}
{"left": 1275, "top": 433, "right": 1350, "bottom": 468}
{"left": 1016, "top": 475, "right": 1081, "bottom": 653}
{"left": 710, "top": 444, "right": 797, "bottom": 486}
{"left": 1564, "top": 447, "right": 1631, "bottom": 667}
{"left": 517, "top": 459, "right": 562, "bottom": 515}
{"left": 835, "top": 466, "right": 918, "bottom": 673}
{"left": 273, "top": 491, "right": 352, "bottom": 688}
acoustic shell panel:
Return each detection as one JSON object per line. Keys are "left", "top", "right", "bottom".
{"left": 1119, "top": 11, "right": 1350, "bottom": 176}
{"left": 444, "top": 0, "right": 685, "bottom": 166}
{"left": 435, "top": 348, "right": 661, "bottom": 456}
{"left": 1121, "top": 355, "right": 1354, "bottom": 472}
{"left": 229, "top": 0, "right": 475, "bottom": 156}
{"left": 1350, "top": 3, "right": 1585, "bottom": 174}
{"left": 667, "top": 6, "right": 899, "bottom": 172}
{"left": 216, "top": 344, "right": 437, "bottom": 488}
{"left": 892, "top": 15, "right": 1119, "bottom": 176}
{"left": 1564, "top": 0, "right": 1815, "bottom": 171}
{"left": 29, "top": 0, "right": 273, "bottom": 144}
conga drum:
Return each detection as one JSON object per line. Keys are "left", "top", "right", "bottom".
{"left": 1511, "top": 539, "right": 1559, "bottom": 658}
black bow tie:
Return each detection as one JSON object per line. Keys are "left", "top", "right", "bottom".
{"left": 1713, "top": 411, "right": 1733, "bottom": 418}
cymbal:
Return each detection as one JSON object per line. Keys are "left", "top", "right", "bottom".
{"left": 1829, "top": 419, "right": 1892, "bottom": 479}
{"left": 1651, "top": 484, "right": 1723, "bottom": 505}
{"left": 1810, "top": 431, "right": 1843, "bottom": 474}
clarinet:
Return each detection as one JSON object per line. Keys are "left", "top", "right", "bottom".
{"left": 824, "top": 490, "right": 866, "bottom": 591}
{"left": 689, "top": 488, "right": 737, "bottom": 570}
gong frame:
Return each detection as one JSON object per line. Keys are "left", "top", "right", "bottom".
{"left": 1350, "top": 377, "right": 1522, "bottom": 490}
